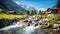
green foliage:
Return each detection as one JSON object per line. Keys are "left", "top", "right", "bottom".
{"left": 55, "top": 0, "right": 60, "bottom": 8}
{"left": 46, "top": 14, "right": 60, "bottom": 25}
{"left": 34, "top": 10, "right": 37, "bottom": 15}
{"left": 35, "top": 14, "right": 60, "bottom": 25}
{"left": 31, "top": 10, "right": 37, "bottom": 15}
{"left": 39, "top": 10, "right": 41, "bottom": 14}
{"left": 0, "top": 8, "right": 3, "bottom": 13}
{"left": 56, "top": 0, "right": 60, "bottom": 8}
{"left": 25, "top": 10, "right": 30, "bottom": 15}
{"left": 31, "top": 10, "right": 34, "bottom": 15}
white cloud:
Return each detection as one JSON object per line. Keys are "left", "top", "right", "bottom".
{"left": 15, "top": 1, "right": 20, "bottom": 5}
{"left": 38, "top": 8, "right": 47, "bottom": 11}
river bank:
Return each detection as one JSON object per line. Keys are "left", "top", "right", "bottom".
{"left": 0, "top": 14, "right": 60, "bottom": 34}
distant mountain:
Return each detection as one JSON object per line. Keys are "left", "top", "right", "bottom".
{"left": 20, "top": 5, "right": 27, "bottom": 9}
{"left": 0, "top": 0, "right": 26, "bottom": 13}
{"left": 26, "top": 6, "right": 36, "bottom": 11}
{"left": 20, "top": 5, "right": 35, "bottom": 11}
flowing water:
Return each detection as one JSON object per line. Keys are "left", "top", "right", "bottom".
{"left": 0, "top": 16, "right": 50, "bottom": 34}
{"left": 0, "top": 23, "right": 49, "bottom": 34}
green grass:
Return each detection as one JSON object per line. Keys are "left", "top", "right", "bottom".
{"left": 34, "top": 14, "right": 60, "bottom": 25}
{"left": 0, "top": 13, "right": 60, "bottom": 25}
{"left": 0, "top": 13, "right": 28, "bottom": 20}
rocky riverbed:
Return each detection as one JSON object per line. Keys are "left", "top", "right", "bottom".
{"left": 0, "top": 16, "right": 60, "bottom": 34}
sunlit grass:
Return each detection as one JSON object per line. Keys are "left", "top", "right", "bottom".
{"left": 34, "top": 14, "right": 60, "bottom": 25}
{"left": 0, "top": 13, "right": 28, "bottom": 20}
{"left": 0, "top": 13, "right": 60, "bottom": 25}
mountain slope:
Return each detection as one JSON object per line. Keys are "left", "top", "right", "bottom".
{"left": 56, "top": 0, "right": 60, "bottom": 8}
{"left": 20, "top": 5, "right": 36, "bottom": 11}
{"left": 53, "top": 0, "right": 60, "bottom": 8}
{"left": 0, "top": 0, "right": 26, "bottom": 13}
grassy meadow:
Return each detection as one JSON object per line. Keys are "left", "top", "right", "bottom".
{"left": 0, "top": 13, "right": 60, "bottom": 25}
{"left": 0, "top": 13, "right": 28, "bottom": 20}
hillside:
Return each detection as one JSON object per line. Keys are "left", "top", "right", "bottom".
{"left": 54, "top": 0, "right": 60, "bottom": 8}
{"left": 0, "top": 0, "right": 26, "bottom": 13}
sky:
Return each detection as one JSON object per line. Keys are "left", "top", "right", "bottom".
{"left": 13, "top": 0, "right": 57, "bottom": 11}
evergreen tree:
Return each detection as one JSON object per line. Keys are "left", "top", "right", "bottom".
{"left": 34, "top": 10, "right": 37, "bottom": 15}
{"left": 31, "top": 10, "right": 34, "bottom": 15}
{"left": 35, "top": 10, "right": 37, "bottom": 14}
{"left": 25, "top": 10, "right": 30, "bottom": 15}
{"left": 39, "top": 10, "right": 41, "bottom": 14}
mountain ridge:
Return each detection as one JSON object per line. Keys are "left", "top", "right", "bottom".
{"left": 0, "top": 0, "right": 26, "bottom": 13}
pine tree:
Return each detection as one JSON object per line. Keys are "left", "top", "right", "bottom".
{"left": 25, "top": 10, "right": 30, "bottom": 15}
{"left": 31, "top": 10, "right": 34, "bottom": 15}
{"left": 34, "top": 10, "right": 37, "bottom": 15}
{"left": 39, "top": 10, "right": 41, "bottom": 14}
